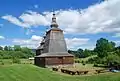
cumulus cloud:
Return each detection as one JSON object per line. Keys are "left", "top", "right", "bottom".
{"left": 13, "top": 35, "right": 42, "bottom": 48}
{"left": 26, "top": 29, "right": 35, "bottom": 35}
{"left": 2, "top": 11, "right": 50, "bottom": 28}
{"left": 113, "top": 33, "right": 120, "bottom": 37}
{"left": 65, "top": 38, "right": 89, "bottom": 49}
{"left": 2, "top": 15, "right": 30, "bottom": 27}
{"left": 0, "top": 36, "right": 5, "bottom": 39}
{"left": 12, "top": 35, "right": 89, "bottom": 49}
{"left": 2, "top": 0, "right": 120, "bottom": 34}
{"left": 54, "top": 0, "right": 120, "bottom": 34}
{"left": 113, "top": 40, "right": 120, "bottom": 46}
{"left": 31, "top": 35, "right": 42, "bottom": 41}
{"left": 115, "top": 41, "right": 120, "bottom": 44}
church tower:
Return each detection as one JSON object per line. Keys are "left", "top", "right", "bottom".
{"left": 35, "top": 13, "right": 74, "bottom": 67}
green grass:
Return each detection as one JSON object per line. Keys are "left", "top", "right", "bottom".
{"left": 0, "top": 64, "right": 120, "bottom": 81}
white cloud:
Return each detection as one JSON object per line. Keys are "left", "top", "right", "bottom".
{"left": 114, "top": 40, "right": 120, "bottom": 46}
{"left": 19, "top": 11, "right": 50, "bottom": 27}
{"left": 31, "top": 35, "right": 42, "bottom": 41}
{"left": 2, "top": 15, "right": 30, "bottom": 28}
{"left": 2, "top": 0, "right": 120, "bottom": 34}
{"left": 0, "top": 36, "right": 5, "bottom": 39}
{"left": 113, "top": 33, "right": 120, "bottom": 37}
{"left": 13, "top": 35, "right": 42, "bottom": 48}
{"left": 114, "top": 41, "right": 120, "bottom": 44}
{"left": 12, "top": 35, "right": 90, "bottom": 49}
{"left": 2, "top": 11, "right": 50, "bottom": 28}
{"left": 54, "top": 0, "right": 120, "bottom": 34}
{"left": 65, "top": 38, "right": 89, "bottom": 49}
{"left": 26, "top": 29, "right": 35, "bottom": 35}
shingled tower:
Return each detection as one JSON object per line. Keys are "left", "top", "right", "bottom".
{"left": 35, "top": 13, "right": 74, "bottom": 67}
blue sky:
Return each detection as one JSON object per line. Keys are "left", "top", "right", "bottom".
{"left": 0, "top": 0, "right": 120, "bottom": 50}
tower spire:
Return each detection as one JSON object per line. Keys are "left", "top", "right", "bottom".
{"left": 50, "top": 12, "right": 58, "bottom": 28}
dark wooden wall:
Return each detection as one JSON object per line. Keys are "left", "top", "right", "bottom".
{"left": 35, "top": 56, "right": 74, "bottom": 67}
{"left": 45, "top": 56, "right": 74, "bottom": 65}
{"left": 34, "top": 57, "right": 45, "bottom": 67}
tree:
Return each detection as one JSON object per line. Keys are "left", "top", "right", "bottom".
{"left": 8, "top": 46, "right": 13, "bottom": 51}
{"left": 77, "top": 48, "right": 83, "bottom": 53}
{"left": 14, "top": 45, "right": 21, "bottom": 51}
{"left": 0, "top": 46, "right": 3, "bottom": 50}
{"left": 4, "top": 46, "right": 9, "bottom": 51}
{"left": 115, "top": 46, "right": 120, "bottom": 56}
{"left": 83, "top": 49, "right": 91, "bottom": 57}
{"left": 77, "top": 48, "right": 84, "bottom": 58}
{"left": 105, "top": 53, "right": 120, "bottom": 66}
{"left": 94, "top": 38, "right": 115, "bottom": 58}
{"left": 21, "top": 47, "right": 35, "bottom": 58}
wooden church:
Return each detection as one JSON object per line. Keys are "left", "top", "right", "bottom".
{"left": 34, "top": 13, "right": 74, "bottom": 67}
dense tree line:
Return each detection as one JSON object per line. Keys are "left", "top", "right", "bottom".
{"left": 68, "top": 48, "right": 96, "bottom": 58}
{"left": 69, "top": 38, "right": 120, "bottom": 66}
{"left": 0, "top": 45, "right": 35, "bottom": 59}
{"left": 0, "top": 38, "right": 120, "bottom": 66}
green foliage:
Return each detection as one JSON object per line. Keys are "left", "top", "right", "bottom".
{"left": 14, "top": 45, "right": 21, "bottom": 51}
{"left": 82, "top": 61, "right": 86, "bottom": 66}
{"left": 83, "top": 49, "right": 91, "bottom": 57}
{"left": 0, "top": 45, "right": 35, "bottom": 59}
{"left": 8, "top": 46, "right": 13, "bottom": 51}
{"left": 0, "top": 46, "right": 3, "bottom": 50}
{"left": 4, "top": 46, "right": 9, "bottom": 51}
{"left": 93, "top": 63, "right": 98, "bottom": 67}
{"left": 86, "top": 38, "right": 120, "bottom": 66}
{"left": 0, "top": 60, "right": 4, "bottom": 65}
{"left": 94, "top": 38, "right": 115, "bottom": 58}
{"left": 0, "top": 37, "right": 120, "bottom": 68}
{"left": 68, "top": 48, "right": 94, "bottom": 58}
{"left": 104, "top": 53, "right": 120, "bottom": 66}
{"left": 74, "top": 59, "right": 81, "bottom": 63}
{"left": 21, "top": 47, "right": 35, "bottom": 58}
{"left": 115, "top": 46, "right": 120, "bottom": 56}
{"left": 12, "top": 57, "right": 21, "bottom": 64}
{"left": 87, "top": 57, "right": 98, "bottom": 64}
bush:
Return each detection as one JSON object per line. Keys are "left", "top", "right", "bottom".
{"left": 87, "top": 57, "right": 103, "bottom": 64}
{"left": 1, "top": 62, "right": 4, "bottom": 65}
{"left": 82, "top": 61, "right": 86, "bottom": 66}
{"left": 74, "top": 59, "right": 81, "bottom": 63}
{"left": 75, "top": 60, "right": 77, "bottom": 63}
{"left": 12, "top": 57, "right": 21, "bottom": 64}
{"left": 93, "top": 63, "right": 98, "bottom": 67}
{"left": 0, "top": 60, "right": 4, "bottom": 65}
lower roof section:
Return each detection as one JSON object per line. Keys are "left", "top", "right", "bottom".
{"left": 35, "top": 52, "right": 74, "bottom": 57}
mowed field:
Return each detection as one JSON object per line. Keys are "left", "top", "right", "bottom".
{"left": 0, "top": 64, "right": 120, "bottom": 81}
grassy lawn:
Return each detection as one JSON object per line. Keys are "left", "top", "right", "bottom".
{"left": 0, "top": 64, "right": 120, "bottom": 81}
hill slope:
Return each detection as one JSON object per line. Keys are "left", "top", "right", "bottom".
{"left": 0, "top": 64, "right": 120, "bottom": 81}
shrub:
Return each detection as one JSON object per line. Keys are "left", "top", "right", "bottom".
{"left": 82, "top": 61, "right": 86, "bottom": 66}
{"left": 75, "top": 60, "right": 77, "bottom": 63}
{"left": 12, "top": 57, "right": 21, "bottom": 64}
{"left": 74, "top": 59, "right": 81, "bottom": 63}
{"left": 0, "top": 60, "right": 4, "bottom": 65}
{"left": 1, "top": 62, "right": 4, "bottom": 65}
{"left": 93, "top": 63, "right": 98, "bottom": 67}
